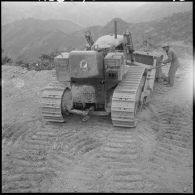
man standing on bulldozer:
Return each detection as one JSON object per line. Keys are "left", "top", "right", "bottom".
{"left": 161, "top": 42, "right": 180, "bottom": 87}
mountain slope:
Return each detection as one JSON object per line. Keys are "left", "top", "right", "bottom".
{"left": 2, "top": 11, "right": 192, "bottom": 63}
{"left": 2, "top": 2, "right": 192, "bottom": 26}
{"left": 145, "top": 11, "right": 193, "bottom": 45}
{"left": 2, "top": 17, "right": 83, "bottom": 36}
{"left": 126, "top": 2, "right": 192, "bottom": 23}
{"left": 2, "top": 2, "right": 144, "bottom": 26}
{"left": 88, "top": 11, "right": 192, "bottom": 49}
{"left": 16, "top": 30, "right": 70, "bottom": 62}
{"left": 2, "top": 18, "right": 83, "bottom": 62}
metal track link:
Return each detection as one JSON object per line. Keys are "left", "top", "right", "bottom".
{"left": 111, "top": 66, "right": 145, "bottom": 127}
{"left": 41, "top": 80, "right": 69, "bottom": 122}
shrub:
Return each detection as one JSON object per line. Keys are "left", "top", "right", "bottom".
{"left": 2, "top": 55, "right": 12, "bottom": 65}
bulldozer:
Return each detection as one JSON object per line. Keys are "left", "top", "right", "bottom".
{"left": 40, "top": 21, "right": 163, "bottom": 127}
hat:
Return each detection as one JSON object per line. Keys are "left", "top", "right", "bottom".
{"left": 161, "top": 42, "right": 169, "bottom": 48}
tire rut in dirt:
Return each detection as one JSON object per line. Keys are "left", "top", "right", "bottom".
{"left": 141, "top": 70, "right": 193, "bottom": 192}
{"left": 55, "top": 154, "right": 105, "bottom": 192}
{"left": 150, "top": 102, "right": 192, "bottom": 166}
{"left": 152, "top": 74, "right": 193, "bottom": 163}
{"left": 2, "top": 120, "right": 107, "bottom": 193}
{"left": 2, "top": 121, "right": 38, "bottom": 144}
{"left": 2, "top": 124, "right": 73, "bottom": 192}
{"left": 46, "top": 124, "right": 105, "bottom": 192}
{"left": 98, "top": 129, "right": 146, "bottom": 193}
{"left": 97, "top": 122, "right": 184, "bottom": 193}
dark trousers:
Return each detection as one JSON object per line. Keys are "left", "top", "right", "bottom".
{"left": 168, "top": 63, "right": 178, "bottom": 86}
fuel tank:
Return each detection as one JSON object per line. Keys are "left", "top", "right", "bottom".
{"left": 69, "top": 50, "right": 104, "bottom": 79}
{"left": 54, "top": 52, "right": 70, "bottom": 82}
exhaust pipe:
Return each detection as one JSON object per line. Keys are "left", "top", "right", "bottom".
{"left": 114, "top": 20, "right": 117, "bottom": 39}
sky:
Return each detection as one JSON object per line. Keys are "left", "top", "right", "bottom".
{"left": 3, "top": 2, "right": 191, "bottom": 26}
{"left": 2, "top": 2, "right": 146, "bottom": 26}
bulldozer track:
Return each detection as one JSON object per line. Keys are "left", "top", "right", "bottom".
{"left": 111, "top": 66, "right": 146, "bottom": 127}
{"left": 40, "top": 80, "right": 70, "bottom": 123}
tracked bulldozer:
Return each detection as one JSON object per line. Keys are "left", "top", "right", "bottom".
{"left": 40, "top": 21, "right": 163, "bottom": 127}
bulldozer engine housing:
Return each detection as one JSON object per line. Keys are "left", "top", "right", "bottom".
{"left": 69, "top": 50, "right": 104, "bottom": 79}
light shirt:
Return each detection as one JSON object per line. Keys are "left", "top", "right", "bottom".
{"left": 163, "top": 48, "right": 179, "bottom": 67}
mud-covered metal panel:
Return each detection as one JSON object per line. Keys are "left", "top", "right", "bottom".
{"left": 104, "top": 52, "right": 125, "bottom": 81}
{"left": 54, "top": 52, "right": 70, "bottom": 82}
{"left": 72, "top": 85, "right": 96, "bottom": 103}
{"left": 69, "top": 51, "right": 104, "bottom": 79}
{"left": 71, "top": 80, "right": 105, "bottom": 104}
{"left": 133, "top": 51, "right": 154, "bottom": 65}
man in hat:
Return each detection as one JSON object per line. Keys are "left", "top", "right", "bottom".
{"left": 161, "top": 42, "right": 180, "bottom": 87}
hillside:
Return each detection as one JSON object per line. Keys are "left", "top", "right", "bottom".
{"left": 144, "top": 11, "right": 193, "bottom": 45}
{"left": 75, "top": 11, "right": 193, "bottom": 52}
{"left": 2, "top": 18, "right": 83, "bottom": 62}
{"left": 1, "top": 2, "right": 143, "bottom": 26}
{"left": 52, "top": 10, "right": 193, "bottom": 52}
{"left": 2, "top": 2, "right": 192, "bottom": 26}
{"left": 126, "top": 2, "right": 192, "bottom": 23}
{"left": 2, "top": 11, "right": 192, "bottom": 63}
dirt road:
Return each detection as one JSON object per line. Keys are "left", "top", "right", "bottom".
{"left": 2, "top": 56, "right": 193, "bottom": 193}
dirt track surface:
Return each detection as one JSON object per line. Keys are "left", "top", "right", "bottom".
{"left": 2, "top": 57, "right": 193, "bottom": 193}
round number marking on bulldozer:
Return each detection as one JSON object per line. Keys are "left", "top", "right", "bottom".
{"left": 80, "top": 59, "right": 88, "bottom": 71}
